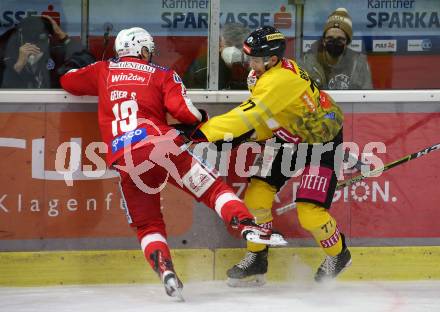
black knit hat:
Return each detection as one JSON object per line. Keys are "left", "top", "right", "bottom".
{"left": 18, "top": 16, "right": 53, "bottom": 43}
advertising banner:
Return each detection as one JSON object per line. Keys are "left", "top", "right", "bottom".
{"left": 0, "top": 112, "right": 195, "bottom": 239}
{"left": 0, "top": 1, "right": 297, "bottom": 88}
{"left": 0, "top": 1, "right": 296, "bottom": 37}
{"left": 90, "top": 0, "right": 296, "bottom": 37}
{"left": 1, "top": 108, "right": 440, "bottom": 242}
{"left": 0, "top": 1, "right": 80, "bottom": 35}
{"left": 304, "top": 0, "right": 440, "bottom": 54}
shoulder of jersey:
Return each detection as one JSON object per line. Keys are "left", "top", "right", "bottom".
{"left": 280, "top": 58, "right": 297, "bottom": 71}
{"left": 106, "top": 58, "right": 169, "bottom": 71}
{"left": 149, "top": 63, "right": 170, "bottom": 72}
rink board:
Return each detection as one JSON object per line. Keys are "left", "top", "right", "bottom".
{"left": 1, "top": 247, "right": 440, "bottom": 286}
{"left": 1, "top": 108, "right": 440, "bottom": 246}
{"left": 1, "top": 92, "right": 440, "bottom": 287}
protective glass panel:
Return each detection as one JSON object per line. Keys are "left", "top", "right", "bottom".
{"left": 301, "top": 0, "right": 440, "bottom": 90}
{"left": 0, "top": 1, "right": 83, "bottom": 89}
{"left": 89, "top": 0, "right": 209, "bottom": 88}
{"left": 218, "top": 0, "right": 296, "bottom": 90}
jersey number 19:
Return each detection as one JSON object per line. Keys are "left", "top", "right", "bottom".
{"left": 111, "top": 100, "right": 139, "bottom": 136}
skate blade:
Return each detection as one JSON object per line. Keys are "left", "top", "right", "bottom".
{"left": 245, "top": 232, "right": 288, "bottom": 246}
{"left": 171, "top": 288, "right": 185, "bottom": 302}
{"left": 227, "top": 274, "right": 266, "bottom": 287}
{"left": 316, "top": 259, "right": 353, "bottom": 283}
{"left": 165, "top": 276, "right": 185, "bottom": 302}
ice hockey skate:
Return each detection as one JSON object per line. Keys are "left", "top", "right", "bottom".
{"left": 150, "top": 250, "right": 184, "bottom": 301}
{"left": 314, "top": 234, "right": 352, "bottom": 282}
{"left": 226, "top": 247, "right": 268, "bottom": 287}
{"left": 232, "top": 218, "right": 287, "bottom": 246}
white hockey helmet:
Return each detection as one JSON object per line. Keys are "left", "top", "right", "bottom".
{"left": 114, "top": 27, "right": 155, "bottom": 58}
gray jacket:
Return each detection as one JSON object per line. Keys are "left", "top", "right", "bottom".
{"left": 300, "top": 40, "right": 373, "bottom": 90}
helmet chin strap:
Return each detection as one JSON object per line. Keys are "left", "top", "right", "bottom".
{"left": 263, "top": 56, "right": 281, "bottom": 70}
{"left": 263, "top": 56, "right": 271, "bottom": 70}
{"left": 140, "top": 47, "right": 153, "bottom": 63}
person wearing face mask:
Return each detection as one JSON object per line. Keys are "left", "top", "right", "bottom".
{"left": 0, "top": 15, "right": 86, "bottom": 88}
{"left": 184, "top": 22, "right": 250, "bottom": 89}
{"left": 219, "top": 23, "right": 250, "bottom": 89}
{"left": 301, "top": 8, "right": 372, "bottom": 90}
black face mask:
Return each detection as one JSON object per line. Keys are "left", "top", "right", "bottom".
{"left": 324, "top": 39, "right": 346, "bottom": 58}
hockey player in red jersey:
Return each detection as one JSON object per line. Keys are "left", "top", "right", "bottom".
{"left": 60, "top": 27, "right": 286, "bottom": 300}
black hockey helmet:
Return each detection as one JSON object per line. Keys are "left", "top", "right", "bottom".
{"left": 242, "top": 26, "right": 286, "bottom": 58}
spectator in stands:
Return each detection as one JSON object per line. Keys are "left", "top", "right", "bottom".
{"left": 301, "top": 8, "right": 372, "bottom": 90}
{"left": 184, "top": 22, "right": 250, "bottom": 90}
{"left": 0, "top": 15, "right": 90, "bottom": 88}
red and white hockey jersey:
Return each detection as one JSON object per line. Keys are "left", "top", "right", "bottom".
{"left": 60, "top": 57, "right": 202, "bottom": 166}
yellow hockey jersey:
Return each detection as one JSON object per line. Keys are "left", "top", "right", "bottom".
{"left": 200, "top": 58, "right": 343, "bottom": 144}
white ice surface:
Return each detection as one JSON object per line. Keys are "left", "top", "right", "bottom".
{"left": 1, "top": 280, "right": 440, "bottom": 312}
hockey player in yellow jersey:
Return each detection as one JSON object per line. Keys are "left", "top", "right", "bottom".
{"left": 189, "top": 26, "right": 352, "bottom": 285}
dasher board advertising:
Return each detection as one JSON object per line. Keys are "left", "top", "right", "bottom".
{"left": 1, "top": 107, "right": 440, "bottom": 241}
{"left": 304, "top": 0, "right": 440, "bottom": 53}
{"left": 0, "top": 1, "right": 296, "bottom": 37}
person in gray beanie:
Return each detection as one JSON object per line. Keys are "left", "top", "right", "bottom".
{"left": 301, "top": 8, "right": 372, "bottom": 90}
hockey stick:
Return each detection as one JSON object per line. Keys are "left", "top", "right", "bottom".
{"left": 275, "top": 142, "right": 440, "bottom": 215}
{"left": 337, "top": 141, "right": 440, "bottom": 188}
